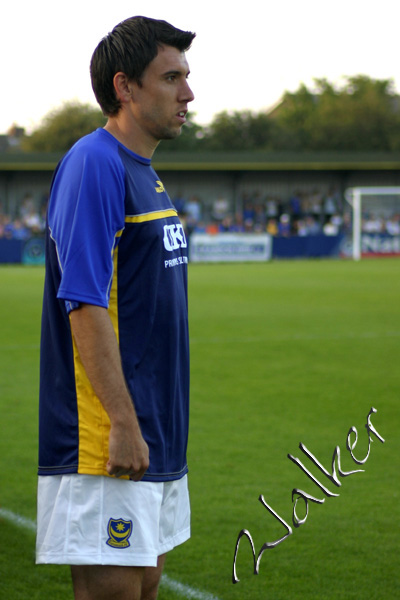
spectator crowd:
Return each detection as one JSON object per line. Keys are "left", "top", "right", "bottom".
{"left": 0, "top": 193, "right": 46, "bottom": 240}
{"left": 173, "top": 188, "right": 400, "bottom": 239}
{"left": 1, "top": 188, "right": 400, "bottom": 241}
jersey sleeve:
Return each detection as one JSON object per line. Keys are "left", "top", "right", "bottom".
{"left": 48, "top": 139, "right": 126, "bottom": 309}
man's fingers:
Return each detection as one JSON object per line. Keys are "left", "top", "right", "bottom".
{"left": 129, "top": 469, "right": 147, "bottom": 482}
{"left": 106, "top": 461, "right": 147, "bottom": 480}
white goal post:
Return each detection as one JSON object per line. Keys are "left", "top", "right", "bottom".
{"left": 345, "top": 186, "right": 400, "bottom": 260}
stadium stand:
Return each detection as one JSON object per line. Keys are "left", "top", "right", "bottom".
{"left": 1, "top": 151, "right": 400, "bottom": 261}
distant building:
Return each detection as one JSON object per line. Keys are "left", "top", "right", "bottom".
{"left": 0, "top": 124, "right": 26, "bottom": 152}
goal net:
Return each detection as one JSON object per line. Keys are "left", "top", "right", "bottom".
{"left": 344, "top": 187, "right": 400, "bottom": 260}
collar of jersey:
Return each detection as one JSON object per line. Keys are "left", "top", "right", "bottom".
{"left": 98, "top": 128, "right": 152, "bottom": 166}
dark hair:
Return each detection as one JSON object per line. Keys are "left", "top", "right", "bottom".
{"left": 90, "top": 16, "right": 196, "bottom": 116}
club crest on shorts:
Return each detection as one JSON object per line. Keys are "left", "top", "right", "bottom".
{"left": 106, "top": 518, "right": 133, "bottom": 549}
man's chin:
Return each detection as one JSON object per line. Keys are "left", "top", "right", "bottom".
{"left": 156, "top": 123, "right": 184, "bottom": 142}
{"left": 163, "top": 127, "right": 182, "bottom": 141}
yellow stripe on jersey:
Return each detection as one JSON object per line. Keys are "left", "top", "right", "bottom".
{"left": 72, "top": 243, "right": 126, "bottom": 477}
{"left": 71, "top": 330, "right": 111, "bottom": 476}
{"left": 125, "top": 208, "right": 177, "bottom": 223}
{"left": 108, "top": 244, "right": 120, "bottom": 344}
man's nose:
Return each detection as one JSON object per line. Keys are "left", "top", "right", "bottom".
{"left": 182, "top": 80, "right": 195, "bottom": 103}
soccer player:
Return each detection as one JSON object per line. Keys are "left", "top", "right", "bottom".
{"left": 36, "top": 16, "right": 195, "bottom": 600}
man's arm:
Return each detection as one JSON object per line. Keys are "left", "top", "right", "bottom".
{"left": 69, "top": 303, "right": 149, "bottom": 481}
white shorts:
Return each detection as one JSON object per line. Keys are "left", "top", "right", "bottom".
{"left": 36, "top": 474, "right": 190, "bottom": 567}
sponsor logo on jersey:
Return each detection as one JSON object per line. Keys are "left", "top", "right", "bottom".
{"left": 106, "top": 518, "right": 133, "bottom": 549}
{"left": 165, "top": 256, "right": 189, "bottom": 268}
{"left": 163, "top": 223, "right": 187, "bottom": 251}
{"left": 155, "top": 180, "right": 165, "bottom": 193}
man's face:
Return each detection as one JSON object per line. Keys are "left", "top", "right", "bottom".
{"left": 130, "top": 44, "right": 195, "bottom": 143}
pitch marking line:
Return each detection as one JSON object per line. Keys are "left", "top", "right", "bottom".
{"left": 0, "top": 507, "right": 220, "bottom": 600}
{"left": 161, "top": 574, "right": 220, "bottom": 600}
{"left": 0, "top": 507, "right": 37, "bottom": 532}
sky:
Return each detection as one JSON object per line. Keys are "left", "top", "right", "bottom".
{"left": 1, "top": 0, "right": 399, "bottom": 135}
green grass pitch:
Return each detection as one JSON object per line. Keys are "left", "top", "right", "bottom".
{"left": 0, "top": 259, "right": 399, "bottom": 599}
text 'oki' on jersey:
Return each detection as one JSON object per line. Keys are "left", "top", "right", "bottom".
{"left": 163, "top": 223, "right": 187, "bottom": 252}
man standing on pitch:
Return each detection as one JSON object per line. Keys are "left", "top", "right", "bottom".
{"left": 36, "top": 16, "right": 195, "bottom": 600}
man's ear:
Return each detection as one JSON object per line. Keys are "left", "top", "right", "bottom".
{"left": 113, "top": 72, "right": 134, "bottom": 104}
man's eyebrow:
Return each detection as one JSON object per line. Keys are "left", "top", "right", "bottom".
{"left": 163, "top": 68, "right": 190, "bottom": 77}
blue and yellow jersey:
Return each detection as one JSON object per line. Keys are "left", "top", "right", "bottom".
{"left": 39, "top": 128, "right": 189, "bottom": 482}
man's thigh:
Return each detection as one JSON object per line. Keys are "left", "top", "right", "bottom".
{"left": 141, "top": 554, "right": 166, "bottom": 600}
{"left": 71, "top": 555, "right": 166, "bottom": 600}
{"left": 71, "top": 564, "right": 145, "bottom": 600}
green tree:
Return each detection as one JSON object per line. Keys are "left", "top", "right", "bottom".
{"left": 198, "top": 76, "right": 400, "bottom": 152}
{"left": 275, "top": 76, "right": 400, "bottom": 151}
{"left": 270, "top": 83, "right": 316, "bottom": 150}
{"left": 201, "top": 110, "right": 278, "bottom": 151}
{"left": 22, "top": 101, "right": 106, "bottom": 152}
